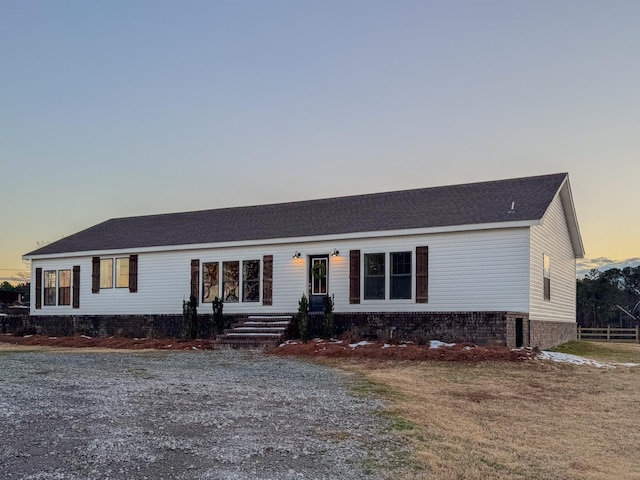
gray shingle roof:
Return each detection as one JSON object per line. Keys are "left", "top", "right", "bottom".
{"left": 26, "top": 173, "right": 568, "bottom": 256}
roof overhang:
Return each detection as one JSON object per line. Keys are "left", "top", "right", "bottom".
{"left": 555, "top": 176, "right": 585, "bottom": 258}
{"left": 24, "top": 219, "right": 538, "bottom": 261}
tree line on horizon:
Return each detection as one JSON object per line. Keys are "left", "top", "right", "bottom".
{"left": 577, "top": 266, "right": 640, "bottom": 327}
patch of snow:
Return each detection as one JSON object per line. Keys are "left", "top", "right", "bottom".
{"left": 382, "top": 344, "right": 391, "bottom": 349}
{"left": 429, "top": 340, "right": 455, "bottom": 349}
{"left": 278, "top": 340, "right": 300, "bottom": 347}
{"left": 349, "top": 341, "right": 373, "bottom": 349}
{"left": 80, "top": 335, "right": 92, "bottom": 339}
{"left": 538, "top": 351, "right": 640, "bottom": 368}
{"left": 23, "top": 335, "right": 33, "bottom": 338}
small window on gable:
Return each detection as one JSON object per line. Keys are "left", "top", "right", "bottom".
{"left": 58, "top": 270, "right": 71, "bottom": 306}
{"left": 202, "top": 262, "right": 219, "bottom": 303}
{"left": 543, "top": 254, "right": 551, "bottom": 301}
{"left": 364, "top": 253, "right": 385, "bottom": 300}
{"left": 100, "top": 259, "right": 113, "bottom": 289}
{"left": 116, "top": 258, "right": 129, "bottom": 288}
{"left": 44, "top": 270, "right": 56, "bottom": 306}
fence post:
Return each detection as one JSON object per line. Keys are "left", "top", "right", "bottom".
{"left": 578, "top": 326, "right": 581, "bottom": 341}
{"left": 607, "top": 325, "right": 611, "bottom": 342}
{"left": 636, "top": 326, "right": 639, "bottom": 344}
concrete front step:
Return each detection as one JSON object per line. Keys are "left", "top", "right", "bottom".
{"left": 225, "top": 332, "right": 282, "bottom": 338}
{"left": 214, "top": 315, "right": 293, "bottom": 349}
{"left": 228, "top": 326, "right": 287, "bottom": 334}
{"left": 241, "top": 321, "right": 290, "bottom": 326}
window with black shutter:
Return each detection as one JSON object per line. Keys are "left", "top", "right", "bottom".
{"left": 35, "top": 267, "right": 42, "bottom": 309}
{"left": 72, "top": 265, "right": 80, "bottom": 308}
{"left": 416, "top": 246, "right": 429, "bottom": 303}
{"left": 92, "top": 257, "right": 100, "bottom": 293}
{"left": 349, "top": 250, "right": 360, "bottom": 304}
{"left": 262, "top": 255, "right": 273, "bottom": 305}
{"left": 129, "top": 255, "right": 138, "bottom": 293}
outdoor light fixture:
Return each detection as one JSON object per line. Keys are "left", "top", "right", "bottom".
{"left": 293, "top": 251, "right": 301, "bottom": 259}
{"left": 330, "top": 249, "right": 340, "bottom": 257}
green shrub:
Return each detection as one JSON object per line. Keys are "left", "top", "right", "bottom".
{"left": 298, "top": 294, "right": 310, "bottom": 343}
{"left": 212, "top": 296, "right": 225, "bottom": 335}
{"left": 323, "top": 294, "right": 335, "bottom": 338}
{"left": 182, "top": 294, "right": 198, "bottom": 340}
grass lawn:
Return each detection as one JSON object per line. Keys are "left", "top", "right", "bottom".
{"left": 325, "top": 342, "right": 640, "bottom": 480}
{"left": 550, "top": 340, "right": 640, "bottom": 364}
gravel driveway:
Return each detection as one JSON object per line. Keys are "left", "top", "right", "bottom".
{"left": 0, "top": 349, "right": 408, "bottom": 479}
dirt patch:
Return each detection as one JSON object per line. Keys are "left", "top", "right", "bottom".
{"left": 0, "top": 333, "right": 214, "bottom": 351}
{"left": 271, "top": 339, "right": 536, "bottom": 362}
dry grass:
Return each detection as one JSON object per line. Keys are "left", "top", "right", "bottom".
{"left": 322, "top": 350, "right": 640, "bottom": 479}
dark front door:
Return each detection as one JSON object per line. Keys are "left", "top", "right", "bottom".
{"left": 309, "top": 256, "right": 328, "bottom": 312}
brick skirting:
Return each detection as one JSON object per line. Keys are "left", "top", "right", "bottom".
{"left": 331, "top": 312, "right": 527, "bottom": 347}
{"left": 2, "top": 312, "right": 575, "bottom": 349}
{"left": 529, "top": 319, "right": 576, "bottom": 350}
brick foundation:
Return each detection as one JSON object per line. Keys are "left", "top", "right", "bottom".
{"left": 529, "top": 319, "right": 576, "bottom": 350}
{"left": 330, "top": 312, "right": 523, "bottom": 347}
{"left": 2, "top": 312, "right": 575, "bottom": 349}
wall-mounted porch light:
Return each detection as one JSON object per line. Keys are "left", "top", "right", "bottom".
{"left": 293, "top": 251, "right": 301, "bottom": 259}
{"left": 330, "top": 249, "right": 340, "bottom": 257}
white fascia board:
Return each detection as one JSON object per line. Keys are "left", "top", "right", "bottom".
{"left": 547, "top": 176, "right": 585, "bottom": 259}
{"left": 560, "top": 180, "right": 585, "bottom": 258}
{"left": 24, "top": 219, "right": 538, "bottom": 261}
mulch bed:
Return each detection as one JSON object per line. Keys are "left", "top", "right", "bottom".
{"left": 271, "top": 339, "right": 538, "bottom": 362}
{"left": 0, "top": 334, "right": 537, "bottom": 361}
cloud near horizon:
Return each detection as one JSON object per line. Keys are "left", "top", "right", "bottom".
{"left": 577, "top": 257, "right": 640, "bottom": 277}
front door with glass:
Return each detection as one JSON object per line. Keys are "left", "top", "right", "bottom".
{"left": 309, "top": 256, "right": 328, "bottom": 312}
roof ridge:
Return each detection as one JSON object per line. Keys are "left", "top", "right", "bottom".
{"left": 105, "top": 172, "right": 569, "bottom": 222}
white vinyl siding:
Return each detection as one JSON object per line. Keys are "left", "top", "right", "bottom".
{"left": 31, "top": 226, "right": 531, "bottom": 316}
{"left": 529, "top": 193, "right": 577, "bottom": 323}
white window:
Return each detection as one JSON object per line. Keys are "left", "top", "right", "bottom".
{"left": 44, "top": 270, "right": 56, "bottom": 306}
{"left": 364, "top": 253, "right": 385, "bottom": 300}
{"left": 543, "top": 254, "right": 551, "bottom": 301}
{"left": 100, "top": 259, "right": 113, "bottom": 288}
{"left": 116, "top": 258, "right": 129, "bottom": 288}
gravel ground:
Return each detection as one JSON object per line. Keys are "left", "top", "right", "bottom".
{"left": 0, "top": 349, "right": 409, "bottom": 479}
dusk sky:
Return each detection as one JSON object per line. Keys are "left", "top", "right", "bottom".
{"left": 2, "top": 1, "right": 639, "bottom": 282}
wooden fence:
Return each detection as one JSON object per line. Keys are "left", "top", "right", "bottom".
{"left": 578, "top": 326, "right": 640, "bottom": 343}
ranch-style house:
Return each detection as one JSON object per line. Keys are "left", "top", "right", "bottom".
{"left": 24, "top": 172, "right": 584, "bottom": 349}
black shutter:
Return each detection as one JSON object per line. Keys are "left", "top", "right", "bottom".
{"left": 129, "top": 254, "right": 138, "bottom": 293}
{"left": 92, "top": 257, "right": 100, "bottom": 293}
{"left": 416, "top": 246, "right": 429, "bottom": 303}
{"left": 190, "top": 259, "right": 199, "bottom": 305}
{"left": 72, "top": 265, "right": 80, "bottom": 308}
{"left": 35, "top": 267, "right": 42, "bottom": 309}
{"left": 349, "top": 250, "right": 360, "bottom": 304}
{"left": 262, "top": 255, "right": 273, "bottom": 305}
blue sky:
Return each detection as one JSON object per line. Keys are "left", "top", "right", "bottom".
{"left": 2, "top": 1, "right": 639, "bottom": 281}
